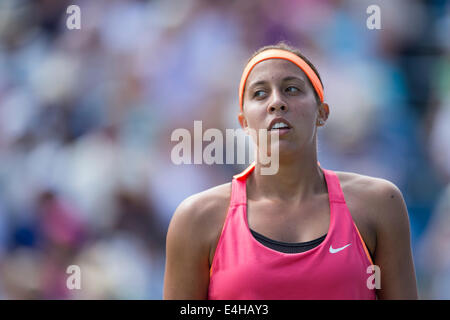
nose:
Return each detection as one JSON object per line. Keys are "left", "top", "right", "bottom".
{"left": 267, "top": 90, "right": 288, "bottom": 113}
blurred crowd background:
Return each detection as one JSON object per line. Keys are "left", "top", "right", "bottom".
{"left": 0, "top": 0, "right": 448, "bottom": 299}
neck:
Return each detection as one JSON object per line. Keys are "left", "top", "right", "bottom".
{"left": 247, "top": 149, "right": 326, "bottom": 203}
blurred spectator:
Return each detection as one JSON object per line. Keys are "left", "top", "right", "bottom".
{"left": 417, "top": 185, "right": 450, "bottom": 299}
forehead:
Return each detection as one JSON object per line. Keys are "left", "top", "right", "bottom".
{"left": 245, "top": 59, "right": 308, "bottom": 87}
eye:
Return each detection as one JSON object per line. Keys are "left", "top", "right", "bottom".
{"left": 253, "top": 90, "right": 266, "bottom": 98}
{"left": 286, "top": 86, "right": 299, "bottom": 93}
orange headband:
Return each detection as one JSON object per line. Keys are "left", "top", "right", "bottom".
{"left": 238, "top": 49, "right": 324, "bottom": 112}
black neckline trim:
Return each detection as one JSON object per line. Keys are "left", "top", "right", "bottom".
{"left": 250, "top": 228, "right": 327, "bottom": 247}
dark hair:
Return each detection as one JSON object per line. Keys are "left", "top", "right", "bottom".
{"left": 246, "top": 41, "right": 324, "bottom": 104}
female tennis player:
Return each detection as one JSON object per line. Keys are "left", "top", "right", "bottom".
{"left": 163, "top": 42, "right": 418, "bottom": 300}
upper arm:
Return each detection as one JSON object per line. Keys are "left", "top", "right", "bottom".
{"left": 371, "top": 180, "right": 418, "bottom": 299}
{"left": 163, "top": 196, "right": 211, "bottom": 300}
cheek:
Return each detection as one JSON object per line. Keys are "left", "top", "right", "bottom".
{"left": 244, "top": 109, "right": 266, "bottom": 129}
{"left": 292, "top": 106, "right": 316, "bottom": 122}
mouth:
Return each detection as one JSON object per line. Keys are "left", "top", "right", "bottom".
{"left": 268, "top": 118, "right": 292, "bottom": 135}
{"left": 269, "top": 127, "right": 291, "bottom": 137}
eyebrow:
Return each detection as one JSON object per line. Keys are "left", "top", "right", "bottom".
{"left": 247, "top": 76, "right": 306, "bottom": 90}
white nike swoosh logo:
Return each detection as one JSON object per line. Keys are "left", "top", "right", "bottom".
{"left": 329, "top": 243, "right": 352, "bottom": 254}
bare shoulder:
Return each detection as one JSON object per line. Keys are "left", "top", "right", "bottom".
{"left": 164, "top": 182, "right": 232, "bottom": 299}
{"left": 334, "top": 171, "right": 417, "bottom": 299}
{"left": 336, "top": 171, "right": 405, "bottom": 210}
{"left": 172, "top": 182, "right": 231, "bottom": 229}
{"left": 167, "top": 182, "right": 232, "bottom": 256}
{"left": 336, "top": 170, "right": 401, "bottom": 194}
{"left": 335, "top": 171, "right": 408, "bottom": 231}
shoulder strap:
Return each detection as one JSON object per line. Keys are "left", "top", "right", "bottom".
{"left": 321, "top": 168, "right": 346, "bottom": 203}
{"left": 229, "top": 162, "right": 256, "bottom": 206}
{"left": 230, "top": 177, "right": 247, "bottom": 206}
{"left": 233, "top": 161, "right": 256, "bottom": 181}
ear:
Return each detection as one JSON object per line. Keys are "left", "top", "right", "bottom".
{"left": 316, "top": 102, "right": 330, "bottom": 126}
{"left": 238, "top": 112, "right": 249, "bottom": 133}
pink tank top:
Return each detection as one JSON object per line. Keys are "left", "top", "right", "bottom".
{"left": 208, "top": 163, "right": 376, "bottom": 300}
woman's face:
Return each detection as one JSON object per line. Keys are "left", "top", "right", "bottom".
{"left": 239, "top": 58, "right": 328, "bottom": 154}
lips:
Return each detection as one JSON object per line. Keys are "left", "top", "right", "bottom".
{"left": 268, "top": 117, "right": 292, "bottom": 131}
